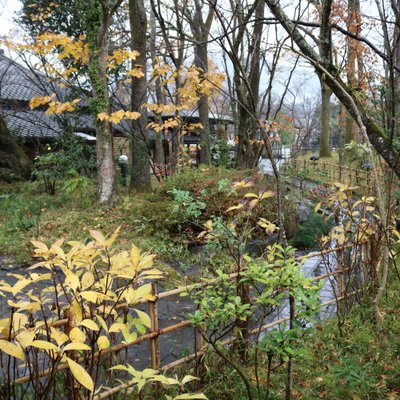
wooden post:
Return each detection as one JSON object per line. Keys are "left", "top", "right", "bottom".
{"left": 355, "top": 169, "right": 359, "bottom": 185}
{"left": 149, "top": 284, "right": 160, "bottom": 370}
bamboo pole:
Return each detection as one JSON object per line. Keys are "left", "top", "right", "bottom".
{"left": 149, "top": 284, "right": 160, "bottom": 370}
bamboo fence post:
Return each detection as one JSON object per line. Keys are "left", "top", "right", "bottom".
{"left": 355, "top": 169, "right": 360, "bottom": 185}
{"left": 339, "top": 165, "right": 342, "bottom": 182}
{"left": 149, "top": 283, "right": 160, "bottom": 370}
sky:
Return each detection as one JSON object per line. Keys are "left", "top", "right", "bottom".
{"left": 0, "top": 1, "right": 21, "bottom": 38}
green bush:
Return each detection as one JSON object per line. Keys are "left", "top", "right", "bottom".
{"left": 290, "top": 210, "right": 332, "bottom": 249}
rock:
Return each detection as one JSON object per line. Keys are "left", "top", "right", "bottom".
{"left": 0, "top": 256, "right": 19, "bottom": 271}
{"left": 361, "top": 162, "right": 372, "bottom": 171}
{"left": 299, "top": 204, "right": 311, "bottom": 223}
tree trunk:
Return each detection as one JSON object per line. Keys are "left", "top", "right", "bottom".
{"left": 319, "top": 80, "right": 332, "bottom": 157}
{"left": 189, "top": 0, "right": 215, "bottom": 166}
{"left": 88, "top": 7, "right": 118, "bottom": 206}
{"left": 194, "top": 40, "right": 211, "bottom": 165}
{"left": 129, "top": 0, "right": 151, "bottom": 191}
{"left": 150, "top": 8, "right": 165, "bottom": 166}
{"left": 235, "top": 0, "right": 264, "bottom": 169}
{"left": 344, "top": 0, "right": 360, "bottom": 153}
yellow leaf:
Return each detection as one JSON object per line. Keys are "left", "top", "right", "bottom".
{"left": 66, "top": 356, "right": 94, "bottom": 392}
{"left": 70, "top": 300, "right": 83, "bottom": 325}
{"left": 31, "top": 240, "right": 49, "bottom": 252}
{"left": 90, "top": 230, "right": 105, "bottom": 245}
{"left": 63, "top": 342, "right": 91, "bottom": 352}
{"left": 104, "top": 226, "right": 121, "bottom": 248}
{"left": 50, "top": 328, "right": 69, "bottom": 347}
{"left": 31, "top": 340, "right": 58, "bottom": 351}
{"left": 260, "top": 191, "right": 275, "bottom": 200}
{"left": 244, "top": 193, "right": 259, "bottom": 199}
{"left": 96, "top": 315, "right": 108, "bottom": 333}
{"left": 225, "top": 204, "right": 244, "bottom": 213}
{"left": 81, "top": 272, "right": 94, "bottom": 290}
{"left": 69, "top": 327, "right": 86, "bottom": 343}
{"left": 97, "top": 335, "right": 110, "bottom": 350}
{"left": 135, "top": 309, "right": 151, "bottom": 328}
{"left": 109, "top": 322, "right": 126, "bottom": 333}
{"left": 130, "top": 245, "right": 141, "bottom": 267}
{"left": 79, "top": 319, "right": 99, "bottom": 331}
{"left": 15, "top": 330, "right": 35, "bottom": 349}
{"left": 64, "top": 270, "right": 80, "bottom": 291}
{"left": 0, "top": 340, "right": 25, "bottom": 360}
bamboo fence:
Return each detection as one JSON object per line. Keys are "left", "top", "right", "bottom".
{"left": 7, "top": 242, "right": 370, "bottom": 399}
{"left": 288, "top": 158, "right": 384, "bottom": 190}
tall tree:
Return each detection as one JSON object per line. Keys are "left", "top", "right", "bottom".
{"left": 18, "top": 0, "right": 122, "bottom": 205}
{"left": 85, "top": 0, "right": 122, "bottom": 205}
{"left": 149, "top": 7, "right": 165, "bottom": 166}
{"left": 186, "top": 0, "right": 215, "bottom": 165}
{"left": 318, "top": 0, "right": 333, "bottom": 157}
{"left": 129, "top": 0, "right": 151, "bottom": 191}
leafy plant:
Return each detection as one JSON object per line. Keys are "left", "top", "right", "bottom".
{"left": 0, "top": 228, "right": 163, "bottom": 397}
{"left": 169, "top": 189, "right": 206, "bottom": 220}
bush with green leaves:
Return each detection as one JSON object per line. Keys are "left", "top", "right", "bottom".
{"left": 290, "top": 211, "right": 333, "bottom": 249}
{"left": 189, "top": 245, "right": 321, "bottom": 400}
{"left": 32, "top": 136, "right": 95, "bottom": 195}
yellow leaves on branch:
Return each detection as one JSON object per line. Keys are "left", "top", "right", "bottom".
{"left": 0, "top": 228, "right": 163, "bottom": 393}
{"left": 29, "top": 94, "right": 55, "bottom": 109}
{"left": 32, "top": 32, "right": 89, "bottom": 63}
{"left": 107, "top": 49, "right": 140, "bottom": 69}
{"left": 25, "top": 2, "right": 59, "bottom": 22}
{"left": 148, "top": 117, "right": 180, "bottom": 133}
{"left": 127, "top": 65, "right": 145, "bottom": 78}
{"left": 46, "top": 99, "right": 81, "bottom": 114}
{"left": 97, "top": 110, "right": 141, "bottom": 124}
{"left": 29, "top": 96, "right": 81, "bottom": 114}
{"left": 145, "top": 103, "right": 177, "bottom": 114}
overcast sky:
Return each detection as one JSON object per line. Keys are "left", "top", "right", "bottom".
{"left": 0, "top": 1, "right": 21, "bottom": 38}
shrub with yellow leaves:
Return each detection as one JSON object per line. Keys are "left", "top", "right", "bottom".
{"left": 0, "top": 227, "right": 165, "bottom": 398}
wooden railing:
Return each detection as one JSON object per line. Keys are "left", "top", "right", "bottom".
{"left": 287, "top": 158, "right": 384, "bottom": 190}
{"left": 8, "top": 242, "right": 369, "bottom": 399}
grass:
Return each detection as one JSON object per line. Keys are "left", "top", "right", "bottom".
{"left": 0, "top": 166, "right": 276, "bottom": 276}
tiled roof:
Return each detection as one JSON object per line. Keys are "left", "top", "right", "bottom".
{"left": 4, "top": 110, "right": 62, "bottom": 139}
{"left": 3, "top": 109, "right": 94, "bottom": 140}
{"left": 0, "top": 54, "right": 54, "bottom": 102}
{"left": 0, "top": 54, "right": 94, "bottom": 140}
